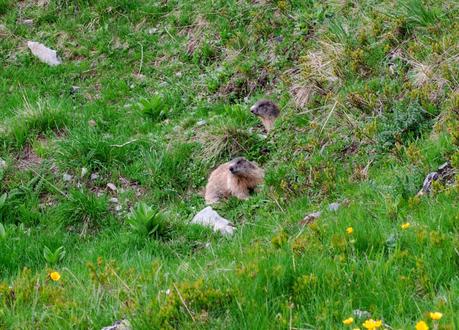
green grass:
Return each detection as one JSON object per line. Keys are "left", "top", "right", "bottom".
{"left": 1, "top": 0, "right": 458, "bottom": 329}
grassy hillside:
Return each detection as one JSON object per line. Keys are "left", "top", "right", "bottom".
{"left": 0, "top": 0, "right": 458, "bottom": 329}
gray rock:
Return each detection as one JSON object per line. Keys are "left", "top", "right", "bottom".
{"left": 299, "top": 211, "right": 321, "bottom": 226}
{"left": 107, "top": 183, "right": 117, "bottom": 191}
{"left": 70, "top": 86, "right": 80, "bottom": 94}
{"left": 353, "top": 309, "right": 372, "bottom": 319}
{"left": 0, "top": 159, "right": 6, "bottom": 169}
{"left": 90, "top": 173, "right": 99, "bottom": 181}
{"left": 191, "top": 207, "right": 235, "bottom": 236}
{"left": 101, "top": 319, "right": 132, "bottom": 330}
{"left": 62, "top": 173, "right": 73, "bottom": 182}
{"left": 328, "top": 202, "right": 340, "bottom": 212}
{"left": 21, "top": 19, "right": 34, "bottom": 26}
{"left": 417, "top": 162, "right": 456, "bottom": 196}
{"left": 27, "top": 41, "right": 61, "bottom": 66}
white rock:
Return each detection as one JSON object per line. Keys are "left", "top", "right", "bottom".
{"left": 0, "top": 159, "right": 6, "bottom": 169}
{"left": 81, "top": 167, "right": 88, "bottom": 177}
{"left": 110, "top": 197, "right": 119, "bottom": 204}
{"left": 21, "top": 19, "right": 34, "bottom": 26}
{"left": 27, "top": 41, "right": 61, "bottom": 66}
{"left": 196, "top": 120, "right": 207, "bottom": 127}
{"left": 191, "top": 206, "right": 235, "bottom": 236}
{"left": 107, "top": 183, "right": 117, "bottom": 191}
{"left": 90, "top": 173, "right": 99, "bottom": 180}
{"left": 62, "top": 173, "right": 73, "bottom": 182}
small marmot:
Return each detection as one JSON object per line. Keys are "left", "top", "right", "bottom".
{"left": 250, "top": 99, "right": 280, "bottom": 132}
{"left": 205, "top": 157, "right": 264, "bottom": 204}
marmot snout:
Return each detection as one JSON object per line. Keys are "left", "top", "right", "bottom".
{"left": 250, "top": 99, "right": 280, "bottom": 132}
{"left": 205, "top": 157, "right": 264, "bottom": 204}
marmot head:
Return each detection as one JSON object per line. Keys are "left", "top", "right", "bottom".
{"left": 250, "top": 99, "right": 280, "bottom": 119}
{"left": 228, "top": 157, "right": 262, "bottom": 178}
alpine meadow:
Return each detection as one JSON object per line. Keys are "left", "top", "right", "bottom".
{"left": 0, "top": 0, "right": 458, "bottom": 329}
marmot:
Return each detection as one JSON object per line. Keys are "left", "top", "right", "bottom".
{"left": 205, "top": 157, "right": 264, "bottom": 204}
{"left": 250, "top": 99, "right": 280, "bottom": 132}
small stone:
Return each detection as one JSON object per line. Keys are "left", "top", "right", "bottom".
{"left": 191, "top": 206, "right": 235, "bottom": 236}
{"left": 353, "top": 309, "right": 372, "bottom": 319}
{"left": 0, "top": 24, "right": 7, "bottom": 37}
{"left": 90, "top": 173, "right": 99, "bottom": 181}
{"left": 27, "top": 41, "right": 61, "bottom": 66}
{"left": 115, "top": 204, "right": 123, "bottom": 212}
{"left": 257, "top": 134, "right": 267, "bottom": 140}
{"left": 133, "top": 73, "right": 145, "bottom": 80}
{"left": 196, "top": 120, "right": 207, "bottom": 127}
{"left": 63, "top": 173, "right": 73, "bottom": 182}
{"left": 70, "top": 86, "right": 80, "bottom": 94}
{"left": 328, "top": 202, "right": 340, "bottom": 212}
{"left": 21, "top": 19, "right": 34, "bottom": 26}
{"left": 147, "top": 27, "right": 158, "bottom": 34}
{"left": 0, "top": 159, "right": 6, "bottom": 169}
{"left": 110, "top": 197, "right": 119, "bottom": 204}
{"left": 88, "top": 119, "right": 97, "bottom": 127}
{"left": 101, "top": 319, "right": 132, "bottom": 330}
{"left": 299, "top": 211, "right": 321, "bottom": 226}
{"left": 81, "top": 167, "right": 88, "bottom": 177}
{"left": 107, "top": 183, "right": 117, "bottom": 191}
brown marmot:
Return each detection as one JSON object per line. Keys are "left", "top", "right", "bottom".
{"left": 204, "top": 157, "right": 264, "bottom": 204}
{"left": 250, "top": 99, "right": 280, "bottom": 132}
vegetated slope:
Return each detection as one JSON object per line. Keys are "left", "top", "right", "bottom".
{"left": 0, "top": 0, "right": 458, "bottom": 329}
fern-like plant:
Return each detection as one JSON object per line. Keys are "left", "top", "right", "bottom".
{"left": 127, "top": 203, "right": 170, "bottom": 239}
{"left": 43, "top": 246, "right": 66, "bottom": 265}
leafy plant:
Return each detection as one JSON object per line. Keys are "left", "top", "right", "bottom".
{"left": 401, "top": 0, "right": 441, "bottom": 28}
{"left": 43, "top": 246, "right": 66, "bottom": 265}
{"left": 134, "top": 95, "right": 170, "bottom": 121}
{"left": 127, "top": 202, "right": 171, "bottom": 239}
{"left": 0, "top": 222, "right": 6, "bottom": 239}
{"left": 0, "top": 193, "right": 6, "bottom": 210}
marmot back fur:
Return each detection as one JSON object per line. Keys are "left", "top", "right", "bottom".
{"left": 205, "top": 157, "right": 264, "bottom": 204}
{"left": 250, "top": 99, "right": 280, "bottom": 132}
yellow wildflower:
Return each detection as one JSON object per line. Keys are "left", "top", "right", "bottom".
{"left": 343, "top": 317, "right": 354, "bottom": 325}
{"left": 50, "top": 271, "right": 61, "bottom": 281}
{"left": 429, "top": 312, "right": 443, "bottom": 320}
{"left": 415, "top": 321, "right": 429, "bottom": 330}
{"left": 346, "top": 227, "right": 353, "bottom": 234}
{"left": 362, "top": 319, "right": 382, "bottom": 329}
{"left": 401, "top": 223, "right": 411, "bottom": 230}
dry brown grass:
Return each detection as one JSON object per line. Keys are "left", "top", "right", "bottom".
{"left": 287, "top": 41, "right": 343, "bottom": 109}
{"left": 194, "top": 125, "right": 253, "bottom": 165}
